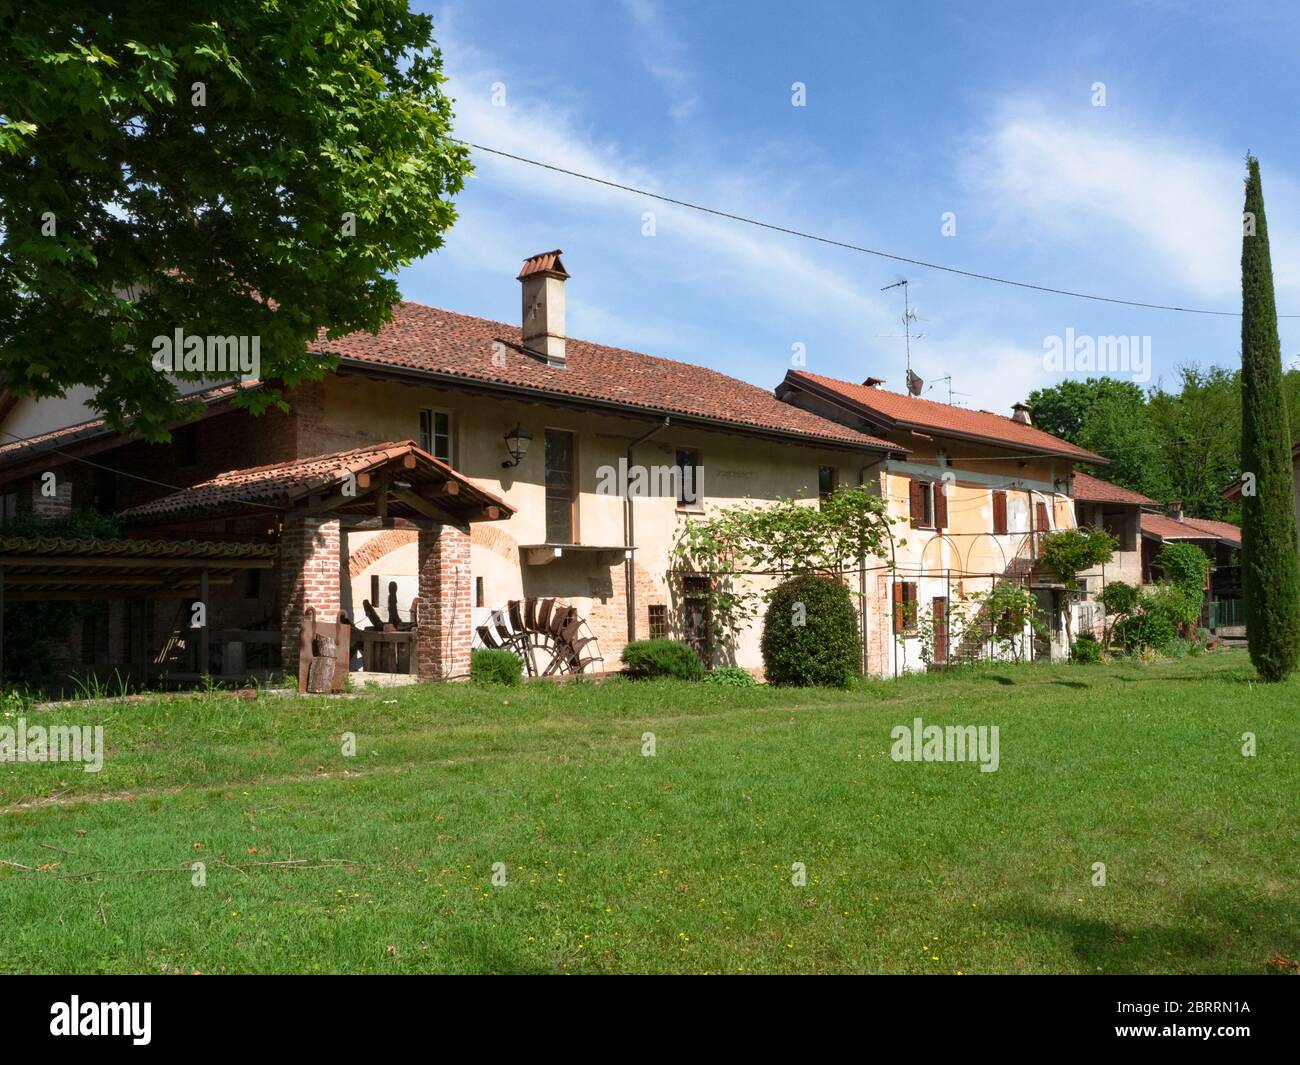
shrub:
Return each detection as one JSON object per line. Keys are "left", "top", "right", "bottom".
{"left": 761, "top": 574, "right": 861, "bottom": 688}
{"left": 471, "top": 648, "right": 522, "bottom": 685}
{"left": 1071, "top": 633, "right": 1103, "bottom": 663}
{"left": 621, "top": 639, "right": 705, "bottom": 681}
{"left": 1117, "top": 611, "right": 1177, "bottom": 654}
{"left": 705, "top": 666, "right": 758, "bottom": 688}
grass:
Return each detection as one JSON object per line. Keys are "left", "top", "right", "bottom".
{"left": 0, "top": 650, "right": 1296, "bottom": 974}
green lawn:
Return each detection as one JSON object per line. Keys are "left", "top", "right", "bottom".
{"left": 1, "top": 650, "right": 1296, "bottom": 974}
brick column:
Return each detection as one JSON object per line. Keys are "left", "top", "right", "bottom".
{"left": 279, "top": 516, "right": 342, "bottom": 677}
{"left": 417, "top": 522, "right": 472, "bottom": 680}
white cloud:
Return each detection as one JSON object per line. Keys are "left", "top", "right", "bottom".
{"left": 968, "top": 103, "right": 1300, "bottom": 301}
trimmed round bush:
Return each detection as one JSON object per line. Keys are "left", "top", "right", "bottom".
{"left": 761, "top": 574, "right": 861, "bottom": 688}
{"left": 621, "top": 639, "right": 705, "bottom": 681}
{"left": 1071, "top": 633, "right": 1102, "bottom": 663}
{"left": 471, "top": 648, "right": 522, "bottom": 685}
{"left": 705, "top": 665, "right": 758, "bottom": 688}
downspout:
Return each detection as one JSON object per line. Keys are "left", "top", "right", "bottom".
{"left": 625, "top": 417, "right": 671, "bottom": 644}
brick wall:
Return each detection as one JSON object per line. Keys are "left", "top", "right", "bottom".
{"left": 417, "top": 522, "right": 472, "bottom": 680}
{"left": 278, "top": 516, "right": 343, "bottom": 675}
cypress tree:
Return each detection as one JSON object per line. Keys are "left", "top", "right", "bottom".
{"left": 1240, "top": 154, "right": 1300, "bottom": 681}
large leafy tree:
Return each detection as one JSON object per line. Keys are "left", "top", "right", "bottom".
{"left": 1146, "top": 366, "right": 1240, "bottom": 520}
{"left": 0, "top": 1, "right": 471, "bottom": 438}
{"left": 1028, "top": 377, "right": 1147, "bottom": 444}
{"left": 1239, "top": 154, "right": 1300, "bottom": 681}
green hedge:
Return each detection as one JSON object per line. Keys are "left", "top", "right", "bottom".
{"left": 621, "top": 639, "right": 705, "bottom": 681}
{"left": 761, "top": 574, "right": 861, "bottom": 688}
{"left": 471, "top": 648, "right": 522, "bottom": 685}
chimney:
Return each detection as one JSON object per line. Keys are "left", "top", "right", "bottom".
{"left": 1167, "top": 499, "right": 1184, "bottom": 522}
{"left": 518, "top": 250, "right": 569, "bottom": 367}
{"left": 1011, "top": 402, "right": 1033, "bottom": 425}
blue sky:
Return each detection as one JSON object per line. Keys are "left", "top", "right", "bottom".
{"left": 400, "top": 0, "right": 1300, "bottom": 415}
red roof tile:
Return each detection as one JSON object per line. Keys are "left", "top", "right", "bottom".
{"left": 780, "top": 370, "right": 1107, "bottom": 463}
{"left": 1072, "top": 471, "right": 1157, "bottom": 506}
{"left": 118, "top": 441, "right": 511, "bottom": 525}
{"left": 312, "top": 304, "right": 903, "bottom": 454}
{"left": 1141, "top": 512, "right": 1241, "bottom": 546}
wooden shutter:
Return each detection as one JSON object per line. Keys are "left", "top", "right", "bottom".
{"left": 934, "top": 480, "right": 949, "bottom": 529}
{"left": 893, "top": 581, "right": 905, "bottom": 633}
{"left": 909, "top": 480, "right": 924, "bottom": 528}
{"left": 992, "top": 490, "right": 1008, "bottom": 535}
{"left": 1035, "top": 500, "right": 1050, "bottom": 532}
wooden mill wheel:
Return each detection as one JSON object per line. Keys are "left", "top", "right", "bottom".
{"left": 473, "top": 597, "right": 603, "bottom": 677}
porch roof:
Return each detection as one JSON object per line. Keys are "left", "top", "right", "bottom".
{"left": 0, "top": 536, "right": 275, "bottom": 601}
{"left": 116, "top": 441, "right": 513, "bottom": 526}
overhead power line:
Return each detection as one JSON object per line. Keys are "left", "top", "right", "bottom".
{"left": 455, "top": 139, "right": 1300, "bottom": 319}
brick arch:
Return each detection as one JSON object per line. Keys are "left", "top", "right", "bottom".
{"left": 471, "top": 523, "right": 520, "bottom": 564}
{"left": 347, "top": 528, "right": 418, "bottom": 578}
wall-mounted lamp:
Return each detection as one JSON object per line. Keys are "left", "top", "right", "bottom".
{"left": 502, "top": 423, "right": 533, "bottom": 468}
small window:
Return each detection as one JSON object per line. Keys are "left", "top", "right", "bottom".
{"left": 992, "top": 490, "right": 1008, "bottom": 535}
{"left": 475, "top": 576, "right": 485, "bottom": 608}
{"left": 647, "top": 604, "right": 667, "bottom": 640}
{"left": 909, "top": 481, "right": 934, "bottom": 528}
{"left": 244, "top": 569, "right": 262, "bottom": 600}
{"left": 676, "top": 447, "right": 702, "bottom": 508}
{"left": 176, "top": 423, "right": 199, "bottom": 468}
{"left": 818, "top": 465, "right": 837, "bottom": 505}
{"left": 419, "top": 409, "right": 453, "bottom": 464}
{"left": 1, "top": 492, "right": 16, "bottom": 523}
{"left": 893, "top": 581, "right": 919, "bottom": 634}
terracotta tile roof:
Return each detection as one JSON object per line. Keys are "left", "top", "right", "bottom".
{"left": 1072, "top": 471, "right": 1157, "bottom": 506}
{"left": 1222, "top": 441, "right": 1300, "bottom": 500}
{"left": 312, "top": 303, "right": 904, "bottom": 454}
{"left": 118, "top": 441, "right": 512, "bottom": 525}
{"left": 780, "top": 370, "right": 1107, "bottom": 463}
{"left": 0, "top": 380, "right": 259, "bottom": 471}
{"left": 517, "top": 250, "right": 569, "bottom": 280}
{"left": 1141, "top": 512, "right": 1241, "bottom": 546}
{"left": 0, "top": 536, "right": 275, "bottom": 561}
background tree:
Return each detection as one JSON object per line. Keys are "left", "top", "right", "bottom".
{"left": 1239, "top": 154, "right": 1300, "bottom": 681}
{"left": 0, "top": 1, "right": 471, "bottom": 438}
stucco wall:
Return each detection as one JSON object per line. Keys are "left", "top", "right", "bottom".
{"left": 308, "top": 374, "right": 870, "bottom": 671}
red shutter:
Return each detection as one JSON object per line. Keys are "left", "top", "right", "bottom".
{"left": 893, "top": 581, "right": 904, "bottom": 633}
{"left": 1035, "top": 500, "right": 1050, "bottom": 532}
{"left": 909, "top": 480, "right": 923, "bottom": 528}
{"left": 992, "top": 491, "right": 1008, "bottom": 535}
{"left": 934, "top": 480, "right": 948, "bottom": 529}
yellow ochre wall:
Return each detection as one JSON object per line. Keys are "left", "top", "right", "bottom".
{"left": 305, "top": 375, "right": 872, "bottom": 672}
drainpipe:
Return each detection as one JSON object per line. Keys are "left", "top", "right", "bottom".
{"left": 625, "top": 417, "right": 671, "bottom": 643}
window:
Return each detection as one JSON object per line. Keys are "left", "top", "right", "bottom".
{"left": 675, "top": 446, "right": 702, "bottom": 508}
{"left": 992, "top": 490, "right": 1008, "bottom": 535}
{"left": 243, "top": 569, "right": 262, "bottom": 600}
{"left": 1, "top": 492, "right": 16, "bottom": 523}
{"left": 893, "top": 580, "right": 919, "bottom": 634}
{"left": 545, "top": 429, "right": 576, "bottom": 543}
{"left": 176, "top": 423, "right": 199, "bottom": 467}
{"left": 909, "top": 479, "right": 945, "bottom": 529}
{"left": 475, "top": 577, "right": 485, "bottom": 608}
{"left": 419, "top": 409, "right": 453, "bottom": 463}
{"left": 818, "top": 465, "right": 837, "bottom": 506}
{"left": 682, "top": 576, "right": 711, "bottom": 663}
{"left": 648, "top": 604, "right": 668, "bottom": 640}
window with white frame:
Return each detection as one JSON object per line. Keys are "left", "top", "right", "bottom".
{"left": 419, "top": 409, "right": 453, "bottom": 464}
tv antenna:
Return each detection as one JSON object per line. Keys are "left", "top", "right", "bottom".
{"left": 926, "top": 373, "right": 971, "bottom": 406}
{"left": 878, "top": 279, "right": 926, "bottom": 396}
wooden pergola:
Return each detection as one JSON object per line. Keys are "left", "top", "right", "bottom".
{"left": 0, "top": 536, "right": 277, "bottom": 684}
